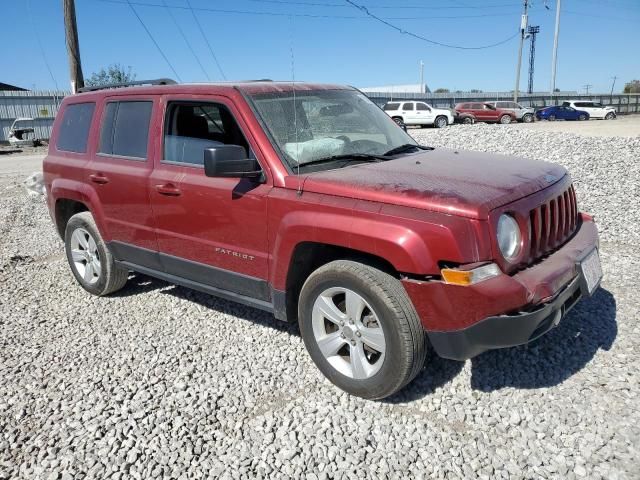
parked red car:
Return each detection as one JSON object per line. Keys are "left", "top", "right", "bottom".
{"left": 455, "top": 102, "right": 516, "bottom": 124}
{"left": 43, "top": 80, "right": 602, "bottom": 399}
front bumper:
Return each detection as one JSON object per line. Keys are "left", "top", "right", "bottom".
{"left": 402, "top": 215, "right": 599, "bottom": 360}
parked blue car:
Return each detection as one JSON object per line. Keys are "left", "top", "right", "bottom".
{"left": 536, "top": 106, "right": 589, "bottom": 121}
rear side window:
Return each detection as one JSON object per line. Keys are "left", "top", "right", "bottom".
{"left": 402, "top": 103, "right": 414, "bottom": 110}
{"left": 383, "top": 103, "right": 400, "bottom": 111}
{"left": 56, "top": 102, "right": 95, "bottom": 153}
{"left": 99, "top": 100, "right": 153, "bottom": 159}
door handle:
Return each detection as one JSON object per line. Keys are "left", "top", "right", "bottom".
{"left": 155, "top": 183, "right": 182, "bottom": 196}
{"left": 89, "top": 173, "right": 109, "bottom": 184}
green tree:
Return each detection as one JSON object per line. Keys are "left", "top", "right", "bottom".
{"left": 470, "top": 89, "right": 483, "bottom": 93}
{"left": 86, "top": 64, "right": 136, "bottom": 86}
{"left": 623, "top": 80, "right": 640, "bottom": 93}
{"left": 434, "top": 88, "right": 450, "bottom": 93}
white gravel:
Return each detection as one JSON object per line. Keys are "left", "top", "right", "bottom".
{"left": 1, "top": 124, "right": 639, "bottom": 479}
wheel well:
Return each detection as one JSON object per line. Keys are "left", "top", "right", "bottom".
{"left": 283, "top": 242, "right": 398, "bottom": 323}
{"left": 392, "top": 116, "right": 403, "bottom": 121}
{"left": 54, "top": 199, "right": 88, "bottom": 238}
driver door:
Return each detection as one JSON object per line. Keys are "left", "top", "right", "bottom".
{"left": 149, "top": 96, "right": 272, "bottom": 300}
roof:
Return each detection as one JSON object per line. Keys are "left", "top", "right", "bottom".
{"left": 0, "top": 82, "right": 28, "bottom": 91}
{"left": 72, "top": 81, "right": 352, "bottom": 98}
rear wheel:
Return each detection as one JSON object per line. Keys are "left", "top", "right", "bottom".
{"left": 392, "top": 116, "right": 405, "bottom": 128}
{"left": 499, "top": 115, "right": 512, "bottom": 124}
{"left": 298, "top": 260, "right": 427, "bottom": 399}
{"left": 605, "top": 112, "right": 616, "bottom": 120}
{"left": 434, "top": 116, "right": 448, "bottom": 128}
{"left": 548, "top": 115, "right": 556, "bottom": 121}
{"left": 462, "top": 116, "right": 474, "bottom": 125}
{"left": 65, "top": 212, "right": 129, "bottom": 296}
{"left": 522, "top": 113, "right": 534, "bottom": 123}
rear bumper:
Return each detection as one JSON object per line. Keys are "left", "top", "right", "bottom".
{"left": 402, "top": 215, "right": 599, "bottom": 360}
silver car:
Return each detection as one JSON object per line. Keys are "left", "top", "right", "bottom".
{"left": 487, "top": 101, "right": 535, "bottom": 123}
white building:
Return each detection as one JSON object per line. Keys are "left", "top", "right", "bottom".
{"left": 359, "top": 83, "right": 431, "bottom": 94}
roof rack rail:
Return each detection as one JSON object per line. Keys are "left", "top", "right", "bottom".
{"left": 77, "top": 78, "right": 177, "bottom": 93}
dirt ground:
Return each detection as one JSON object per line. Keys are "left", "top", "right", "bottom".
{"left": 510, "top": 113, "right": 640, "bottom": 137}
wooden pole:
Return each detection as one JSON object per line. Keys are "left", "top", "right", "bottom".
{"left": 63, "top": 0, "right": 84, "bottom": 93}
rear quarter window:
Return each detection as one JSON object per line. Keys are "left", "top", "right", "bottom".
{"left": 56, "top": 102, "right": 96, "bottom": 153}
{"left": 383, "top": 103, "right": 400, "bottom": 111}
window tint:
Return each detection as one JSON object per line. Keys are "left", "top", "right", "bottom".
{"left": 383, "top": 103, "right": 400, "bottom": 111}
{"left": 99, "top": 101, "right": 153, "bottom": 159}
{"left": 56, "top": 102, "right": 95, "bottom": 153}
{"left": 402, "top": 102, "right": 414, "bottom": 111}
{"left": 561, "top": 102, "right": 570, "bottom": 107}
{"left": 471, "top": 103, "right": 484, "bottom": 109}
{"left": 163, "top": 102, "right": 250, "bottom": 165}
{"left": 416, "top": 103, "right": 430, "bottom": 111}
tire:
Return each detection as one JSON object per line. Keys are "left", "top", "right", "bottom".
{"left": 434, "top": 116, "right": 448, "bottom": 128}
{"left": 462, "top": 116, "right": 474, "bottom": 125}
{"left": 522, "top": 113, "right": 534, "bottom": 123}
{"left": 64, "top": 212, "right": 129, "bottom": 296}
{"left": 605, "top": 112, "right": 616, "bottom": 120}
{"left": 499, "top": 115, "right": 512, "bottom": 124}
{"left": 578, "top": 114, "right": 587, "bottom": 121}
{"left": 392, "top": 117, "right": 405, "bottom": 128}
{"left": 548, "top": 115, "right": 556, "bottom": 121}
{"left": 298, "top": 260, "right": 427, "bottom": 400}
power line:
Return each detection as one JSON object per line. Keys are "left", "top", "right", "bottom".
{"left": 184, "top": 0, "right": 227, "bottom": 80}
{"left": 344, "top": 0, "right": 520, "bottom": 50}
{"left": 161, "top": 0, "right": 210, "bottom": 80}
{"left": 27, "top": 0, "right": 61, "bottom": 91}
{"left": 241, "top": 0, "right": 523, "bottom": 9}
{"left": 95, "top": 0, "right": 520, "bottom": 20}
{"left": 125, "top": 0, "right": 182, "bottom": 81}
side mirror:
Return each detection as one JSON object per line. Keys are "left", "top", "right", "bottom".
{"left": 203, "top": 145, "right": 263, "bottom": 180}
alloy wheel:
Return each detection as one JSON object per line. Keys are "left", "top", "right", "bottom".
{"left": 70, "top": 227, "right": 101, "bottom": 284}
{"left": 311, "top": 287, "right": 386, "bottom": 379}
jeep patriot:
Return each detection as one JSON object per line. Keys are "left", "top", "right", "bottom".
{"left": 43, "top": 79, "right": 602, "bottom": 399}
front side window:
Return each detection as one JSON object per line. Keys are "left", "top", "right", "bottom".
{"left": 416, "top": 103, "right": 430, "bottom": 111}
{"left": 56, "top": 102, "right": 95, "bottom": 153}
{"left": 248, "top": 89, "right": 418, "bottom": 171}
{"left": 163, "top": 102, "right": 250, "bottom": 165}
{"left": 99, "top": 100, "right": 153, "bottom": 159}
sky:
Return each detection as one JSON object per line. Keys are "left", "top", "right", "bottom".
{"left": 2, "top": 0, "right": 639, "bottom": 93}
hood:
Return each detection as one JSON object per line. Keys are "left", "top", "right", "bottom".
{"left": 301, "top": 148, "right": 567, "bottom": 219}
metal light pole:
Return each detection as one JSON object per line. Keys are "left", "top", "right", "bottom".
{"left": 513, "top": 0, "right": 529, "bottom": 102}
{"left": 550, "top": 0, "right": 561, "bottom": 99}
{"left": 419, "top": 60, "right": 424, "bottom": 94}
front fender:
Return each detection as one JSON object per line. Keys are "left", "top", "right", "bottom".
{"left": 269, "top": 198, "right": 491, "bottom": 290}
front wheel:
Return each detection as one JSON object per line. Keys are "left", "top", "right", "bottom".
{"left": 499, "top": 115, "right": 512, "bottom": 124}
{"left": 548, "top": 115, "right": 556, "bottom": 121}
{"left": 578, "top": 114, "right": 587, "bottom": 121}
{"left": 605, "top": 112, "right": 616, "bottom": 120}
{"left": 522, "top": 113, "right": 534, "bottom": 123}
{"left": 298, "top": 260, "right": 427, "bottom": 399}
{"left": 434, "top": 116, "right": 448, "bottom": 128}
{"left": 65, "top": 212, "right": 129, "bottom": 296}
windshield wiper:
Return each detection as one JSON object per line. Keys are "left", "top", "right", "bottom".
{"left": 298, "top": 153, "right": 388, "bottom": 169}
{"left": 383, "top": 143, "right": 433, "bottom": 156}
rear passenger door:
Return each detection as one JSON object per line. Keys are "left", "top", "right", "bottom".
{"left": 401, "top": 102, "right": 417, "bottom": 124}
{"left": 149, "top": 96, "right": 271, "bottom": 301}
{"left": 89, "top": 96, "right": 160, "bottom": 268}
{"left": 415, "top": 103, "right": 434, "bottom": 125}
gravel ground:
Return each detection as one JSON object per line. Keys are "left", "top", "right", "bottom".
{"left": 1, "top": 125, "right": 639, "bottom": 479}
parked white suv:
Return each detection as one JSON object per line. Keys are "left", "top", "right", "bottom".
{"left": 487, "top": 101, "right": 535, "bottom": 123}
{"left": 562, "top": 101, "right": 617, "bottom": 120}
{"left": 383, "top": 101, "right": 454, "bottom": 128}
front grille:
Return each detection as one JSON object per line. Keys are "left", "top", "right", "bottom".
{"left": 528, "top": 184, "right": 578, "bottom": 262}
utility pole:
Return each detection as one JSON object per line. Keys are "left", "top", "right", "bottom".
{"left": 419, "top": 60, "right": 424, "bottom": 94}
{"left": 610, "top": 76, "right": 618, "bottom": 101}
{"left": 583, "top": 84, "right": 592, "bottom": 95}
{"left": 513, "top": 0, "right": 529, "bottom": 102}
{"left": 550, "top": 0, "right": 561, "bottom": 99}
{"left": 63, "top": 0, "right": 84, "bottom": 93}
{"left": 527, "top": 25, "right": 540, "bottom": 94}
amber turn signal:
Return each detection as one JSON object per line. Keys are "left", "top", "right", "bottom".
{"left": 441, "top": 263, "right": 501, "bottom": 286}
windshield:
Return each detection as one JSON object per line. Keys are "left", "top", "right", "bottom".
{"left": 248, "top": 89, "right": 418, "bottom": 171}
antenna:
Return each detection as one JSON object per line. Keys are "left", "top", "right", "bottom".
{"left": 289, "top": 15, "right": 301, "bottom": 195}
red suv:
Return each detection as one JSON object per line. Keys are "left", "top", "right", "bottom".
{"left": 43, "top": 80, "right": 602, "bottom": 399}
{"left": 455, "top": 102, "right": 516, "bottom": 124}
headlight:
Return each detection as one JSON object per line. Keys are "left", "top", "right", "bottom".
{"left": 497, "top": 214, "right": 521, "bottom": 261}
